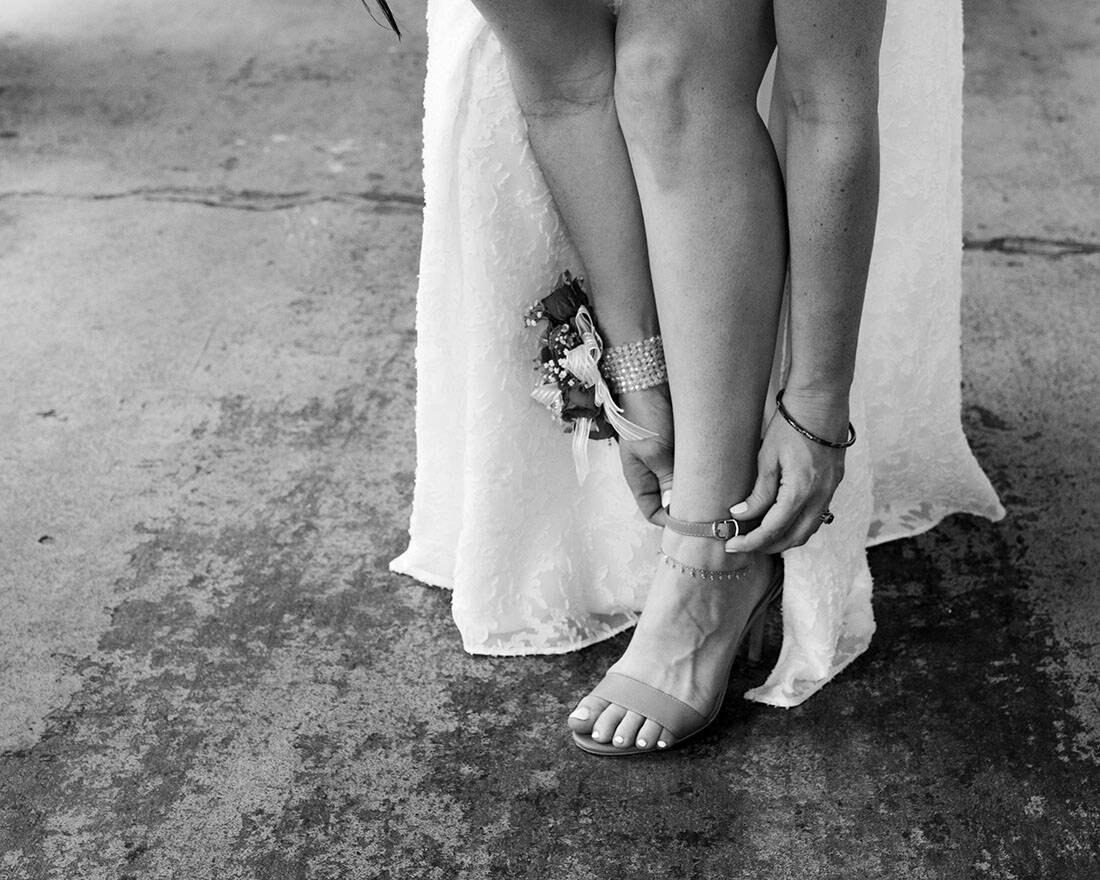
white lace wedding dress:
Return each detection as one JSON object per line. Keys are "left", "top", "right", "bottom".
{"left": 390, "top": 0, "right": 1005, "bottom": 706}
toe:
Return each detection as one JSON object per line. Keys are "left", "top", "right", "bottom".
{"left": 635, "top": 718, "right": 663, "bottom": 750}
{"left": 590, "top": 704, "right": 627, "bottom": 744}
{"left": 567, "top": 695, "right": 609, "bottom": 735}
{"left": 612, "top": 711, "right": 645, "bottom": 749}
{"left": 655, "top": 727, "right": 677, "bottom": 751}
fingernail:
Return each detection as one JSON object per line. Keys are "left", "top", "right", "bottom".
{"left": 661, "top": 490, "right": 671, "bottom": 509}
{"left": 569, "top": 706, "right": 590, "bottom": 721}
{"left": 613, "top": 735, "right": 624, "bottom": 745}
{"left": 725, "top": 541, "right": 738, "bottom": 554}
{"left": 636, "top": 738, "right": 648, "bottom": 748}
{"left": 730, "top": 502, "right": 749, "bottom": 515}
{"left": 657, "top": 740, "right": 668, "bottom": 749}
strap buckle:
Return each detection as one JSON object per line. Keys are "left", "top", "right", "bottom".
{"left": 711, "top": 519, "right": 741, "bottom": 540}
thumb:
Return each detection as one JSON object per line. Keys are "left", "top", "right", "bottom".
{"left": 730, "top": 465, "right": 778, "bottom": 522}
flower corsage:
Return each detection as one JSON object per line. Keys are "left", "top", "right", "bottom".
{"left": 525, "top": 272, "right": 657, "bottom": 483}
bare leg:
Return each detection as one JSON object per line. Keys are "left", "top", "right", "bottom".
{"left": 568, "top": 0, "right": 789, "bottom": 749}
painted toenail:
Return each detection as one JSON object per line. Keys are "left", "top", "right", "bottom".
{"left": 657, "top": 740, "right": 668, "bottom": 749}
{"left": 569, "top": 706, "right": 591, "bottom": 721}
{"left": 637, "top": 738, "right": 648, "bottom": 748}
{"left": 613, "top": 735, "right": 624, "bottom": 745}
{"left": 592, "top": 729, "right": 601, "bottom": 739}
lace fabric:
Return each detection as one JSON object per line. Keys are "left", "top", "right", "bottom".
{"left": 390, "top": 0, "right": 1004, "bottom": 706}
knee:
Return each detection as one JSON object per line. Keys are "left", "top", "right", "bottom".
{"left": 613, "top": 41, "right": 690, "bottom": 143}
{"left": 614, "top": 39, "right": 762, "bottom": 152}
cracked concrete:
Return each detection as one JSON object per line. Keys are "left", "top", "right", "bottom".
{"left": 963, "top": 235, "right": 1100, "bottom": 256}
{"left": 0, "top": 187, "right": 425, "bottom": 211}
{"left": 1, "top": 0, "right": 1098, "bottom": 878}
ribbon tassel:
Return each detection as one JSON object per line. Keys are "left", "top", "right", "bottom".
{"left": 572, "top": 417, "right": 592, "bottom": 484}
{"left": 567, "top": 307, "right": 659, "bottom": 439}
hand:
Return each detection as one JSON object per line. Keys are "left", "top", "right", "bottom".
{"left": 616, "top": 384, "right": 674, "bottom": 527}
{"left": 723, "top": 389, "right": 849, "bottom": 555}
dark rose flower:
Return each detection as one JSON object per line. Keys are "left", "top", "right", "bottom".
{"left": 539, "top": 272, "right": 590, "bottom": 325}
{"left": 588, "top": 414, "right": 616, "bottom": 440}
{"left": 561, "top": 384, "right": 600, "bottom": 421}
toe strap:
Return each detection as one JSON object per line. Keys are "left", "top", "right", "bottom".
{"left": 590, "top": 672, "right": 709, "bottom": 740}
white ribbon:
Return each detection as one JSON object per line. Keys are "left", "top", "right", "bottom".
{"left": 530, "top": 383, "right": 563, "bottom": 417}
{"left": 565, "top": 306, "right": 659, "bottom": 483}
{"left": 529, "top": 305, "right": 660, "bottom": 484}
{"left": 572, "top": 416, "right": 593, "bottom": 484}
{"left": 567, "top": 307, "right": 658, "bottom": 441}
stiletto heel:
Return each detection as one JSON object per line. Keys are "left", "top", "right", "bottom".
{"left": 745, "top": 611, "right": 767, "bottom": 665}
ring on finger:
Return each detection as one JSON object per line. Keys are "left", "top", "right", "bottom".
{"left": 819, "top": 510, "right": 835, "bottom": 525}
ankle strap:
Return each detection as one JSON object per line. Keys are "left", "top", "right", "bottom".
{"left": 664, "top": 511, "right": 761, "bottom": 540}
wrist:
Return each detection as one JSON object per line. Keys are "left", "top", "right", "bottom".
{"left": 599, "top": 313, "right": 661, "bottom": 349}
{"left": 616, "top": 382, "right": 673, "bottom": 443}
{"left": 780, "top": 385, "right": 850, "bottom": 409}
{"left": 776, "top": 387, "right": 852, "bottom": 444}
{"left": 783, "top": 370, "right": 852, "bottom": 394}
{"left": 601, "top": 334, "right": 666, "bottom": 396}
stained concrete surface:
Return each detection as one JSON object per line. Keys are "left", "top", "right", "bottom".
{"left": 0, "top": 0, "right": 1097, "bottom": 877}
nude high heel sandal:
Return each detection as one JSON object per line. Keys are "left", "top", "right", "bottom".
{"left": 572, "top": 546, "right": 783, "bottom": 757}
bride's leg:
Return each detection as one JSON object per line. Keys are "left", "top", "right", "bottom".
{"left": 615, "top": 0, "right": 785, "bottom": 520}
{"left": 468, "top": 0, "right": 658, "bottom": 348}
{"left": 566, "top": 0, "right": 789, "bottom": 749}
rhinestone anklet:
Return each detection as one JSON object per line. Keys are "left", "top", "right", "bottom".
{"left": 658, "top": 550, "right": 750, "bottom": 582}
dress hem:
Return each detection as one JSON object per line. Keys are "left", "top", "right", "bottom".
{"left": 460, "top": 619, "right": 639, "bottom": 657}
{"left": 388, "top": 555, "right": 455, "bottom": 591}
{"left": 866, "top": 500, "right": 1005, "bottom": 549}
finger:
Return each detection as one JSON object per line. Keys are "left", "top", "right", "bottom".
{"left": 725, "top": 483, "right": 807, "bottom": 553}
{"left": 636, "top": 447, "right": 674, "bottom": 527}
{"left": 659, "top": 473, "right": 674, "bottom": 513}
{"left": 759, "top": 494, "right": 837, "bottom": 554}
{"left": 757, "top": 510, "right": 822, "bottom": 555}
{"left": 649, "top": 505, "right": 670, "bottom": 528}
{"left": 657, "top": 468, "right": 674, "bottom": 521}
{"left": 619, "top": 448, "right": 665, "bottom": 526}
{"left": 729, "top": 463, "right": 780, "bottom": 522}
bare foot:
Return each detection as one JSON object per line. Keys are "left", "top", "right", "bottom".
{"left": 568, "top": 532, "right": 776, "bottom": 750}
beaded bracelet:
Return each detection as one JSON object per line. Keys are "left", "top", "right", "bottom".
{"left": 600, "top": 334, "right": 667, "bottom": 395}
{"left": 775, "top": 389, "right": 857, "bottom": 449}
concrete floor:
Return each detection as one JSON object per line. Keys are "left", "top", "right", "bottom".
{"left": 0, "top": 0, "right": 1097, "bottom": 877}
